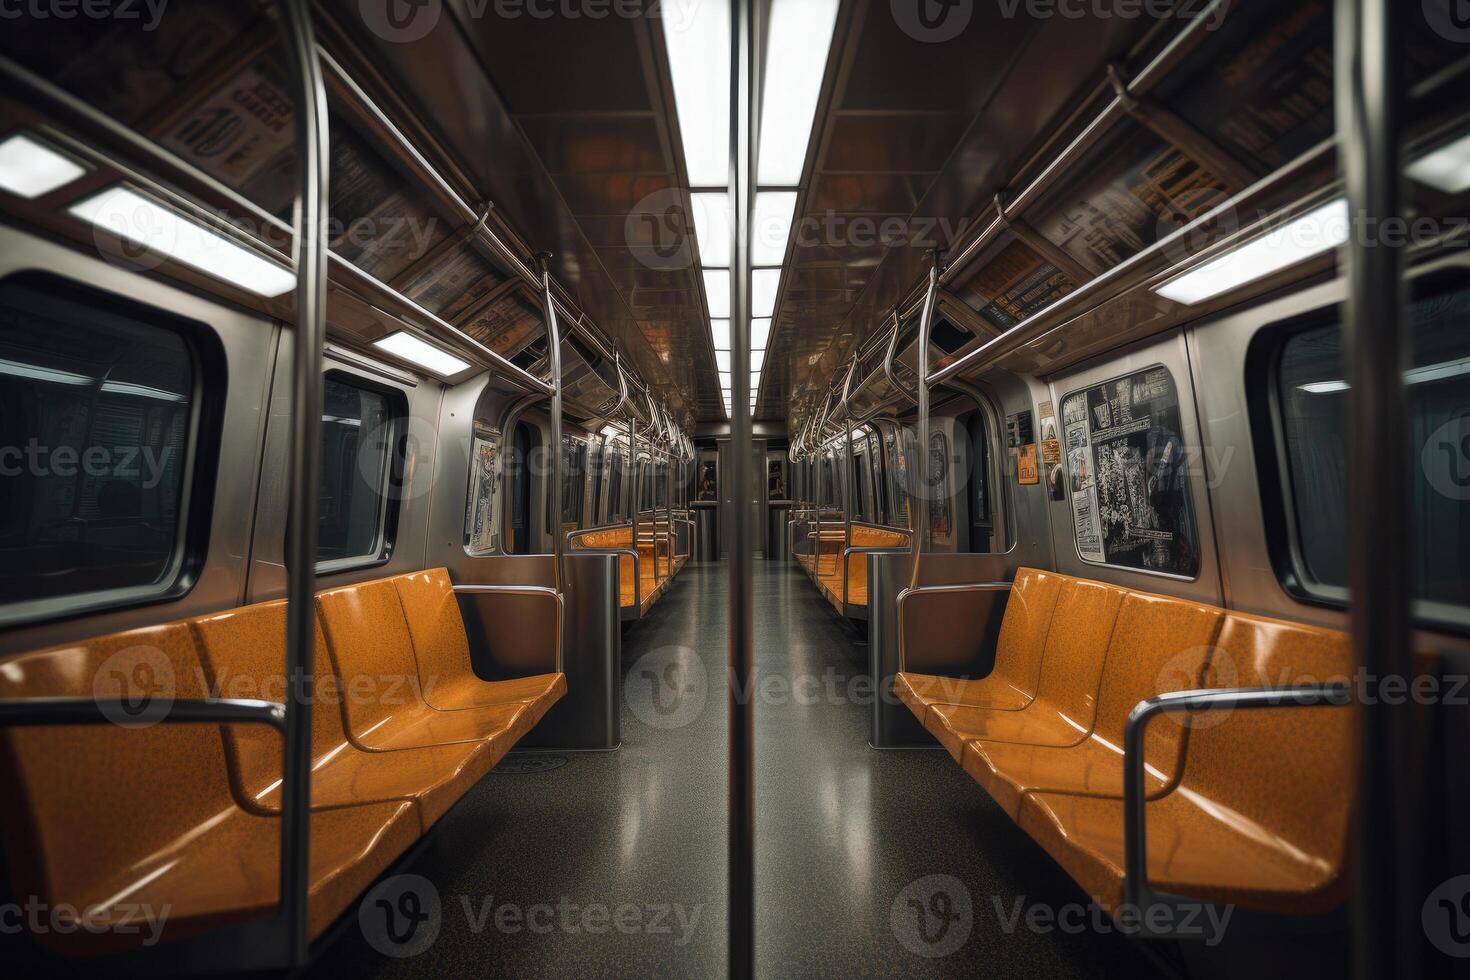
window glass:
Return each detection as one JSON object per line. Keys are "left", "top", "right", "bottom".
{"left": 318, "top": 375, "right": 399, "bottom": 566}
{"left": 1278, "top": 289, "right": 1470, "bottom": 608}
{"left": 927, "top": 431, "right": 953, "bottom": 545}
{"left": 0, "top": 278, "right": 196, "bottom": 607}
{"left": 1061, "top": 365, "right": 1200, "bottom": 577}
{"left": 560, "top": 436, "right": 585, "bottom": 526}
{"left": 866, "top": 431, "right": 885, "bottom": 522}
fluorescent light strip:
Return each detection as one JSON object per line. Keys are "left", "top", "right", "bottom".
{"left": 1407, "top": 132, "right": 1470, "bottom": 194}
{"left": 661, "top": 0, "right": 731, "bottom": 186}
{"left": 704, "top": 268, "right": 731, "bottom": 318}
{"left": 692, "top": 191, "right": 734, "bottom": 267}
{"left": 0, "top": 357, "right": 90, "bottom": 386}
{"left": 99, "top": 381, "right": 186, "bottom": 402}
{"left": 752, "top": 191, "right": 797, "bottom": 266}
{"left": 373, "top": 330, "right": 472, "bottom": 377}
{"left": 1155, "top": 198, "right": 1349, "bottom": 306}
{"left": 757, "top": 0, "right": 840, "bottom": 186}
{"left": 70, "top": 187, "right": 296, "bottom": 298}
{"left": 0, "top": 133, "right": 86, "bottom": 199}
{"left": 1298, "top": 355, "right": 1470, "bottom": 394}
{"left": 752, "top": 268, "right": 780, "bottom": 317}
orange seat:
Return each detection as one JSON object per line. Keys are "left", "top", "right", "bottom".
{"left": 921, "top": 578, "right": 1126, "bottom": 760}
{"left": 0, "top": 623, "right": 418, "bottom": 951}
{"left": 193, "top": 600, "right": 494, "bottom": 832}
{"left": 895, "top": 567, "right": 1066, "bottom": 720}
{"left": 959, "top": 591, "right": 1223, "bottom": 815}
{"left": 393, "top": 568, "right": 566, "bottom": 712}
{"left": 316, "top": 578, "right": 557, "bottom": 754}
{"left": 570, "top": 526, "right": 658, "bottom": 612}
{"left": 1017, "top": 611, "right": 1355, "bottom": 914}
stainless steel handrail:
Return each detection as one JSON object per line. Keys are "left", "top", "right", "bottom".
{"left": 1121, "top": 684, "right": 1352, "bottom": 929}
{"left": 908, "top": 256, "right": 941, "bottom": 594}
{"left": 539, "top": 255, "right": 565, "bottom": 597}
{"left": 277, "top": 0, "right": 325, "bottom": 963}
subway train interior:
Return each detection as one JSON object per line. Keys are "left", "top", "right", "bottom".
{"left": 1, "top": 0, "right": 1469, "bottom": 977}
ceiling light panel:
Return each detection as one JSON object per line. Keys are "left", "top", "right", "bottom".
{"left": 757, "top": 0, "right": 840, "bottom": 186}
{"left": 662, "top": 0, "right": 731, "bottom": 187}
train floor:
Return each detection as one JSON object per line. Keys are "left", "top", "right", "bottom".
{"left": 307, "top": 561, "right": 1163, "bottom": 978}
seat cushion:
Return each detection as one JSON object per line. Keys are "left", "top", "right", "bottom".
{"left": 960, "top": 738, "right": 1172, "bottom": 817}
{"left": 1017, "top": 790, "right": 1350, "bottom": 915}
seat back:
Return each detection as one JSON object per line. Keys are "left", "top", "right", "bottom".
{"left": 316, "top": 578, "right": 430, "bottom": 739}
{"left": 849, "top": 525, "right": 908, "bottom": 549}
{"left": 192, "top": 601, "right": 346, "bottom": 811}
{"left": 1030, "top": 578, "right": 1126, "bottom": 731}
{"left": 1179, "top": 612, "right": 1356, "bottom": 877}
{"left": 394, "top": 568, "right": 477, "bottom": 707}
{"left": 570, "top": 527, "right": 633, "bottom": 550}
{"left": 1090, "top": 592, "right": 1223, "bottom": 779}
{"left": 0, "top": 624, "right": 234, "bottom": 914}
{"left": 992, "top": 568, "right": 1065, "bottom": 693}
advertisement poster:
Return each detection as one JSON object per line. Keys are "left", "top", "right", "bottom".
{"left": 1016, "top": 444, "right": 1039, "bottom": 486}
{"left": 1060, "top": 366, "right": 1199, "bottom": 576}
{"left": 1038, "top": 401, "right": 1065, "bottom": 500}
{"left": 465, "top": 430, "right": 501, "bottom": 555}
{"left": 957, "top": 240, "right": 1076, "bottom": 331}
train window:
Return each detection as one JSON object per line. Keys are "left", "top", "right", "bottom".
{"left": 560, "top": 435, "right": 585, "bottom": 527}
{"left": 1275, "top": 287, "right": 1470, "bottom": 610}
{"left": 317, "top": 373, "right": 404, "bottom": 570}
{"left": 927, "top": 431, "right": 953, "bottom": 545}
{"left": 867, "top": 431, "right": 886, "bottom": 523}
{"left": 0, "top": 275, "right": 208, "bottom": 617}
{"left": 1060, "top": 365, "right": 1200, "bottom": 578}
{"left": 608, "top": 448, "right": 624, "bottom": 520}
{"left": 887, "top": 429, "right": 911, "bottom": 528}
{"left": 588, "top": 441, "right": 605, "bottom": 523}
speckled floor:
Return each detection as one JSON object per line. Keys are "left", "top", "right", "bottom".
{"left": 306, "top": 561, "right": 1167, "bottom": 978}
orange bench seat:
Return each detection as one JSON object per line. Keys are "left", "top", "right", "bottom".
{"left": 897, "top": 566, "right": 1354, "bottom": 918}
{"left": 0, "top": 567, "right": 565, "bottom": 954}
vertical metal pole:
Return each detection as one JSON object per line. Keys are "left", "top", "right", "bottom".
{"left": 909, "top": 257, "right": 940, "bottom": 593}
{"left": 538, "top": 255, "right": 565, "bottom": 597}
{"left": 1336, "top": 1, "right": 1411, "bottom": 977}
{"left": 629, "top": 416, "right": 637, "bottom": 540}
{"left": 276, "top": 0, "right": 326, "bottom": 964}
{"left": 840, "top": 355, "right": 858, "bottom": 549}
{"left": 728, "top": 0, "right": 755, "bottom": 973}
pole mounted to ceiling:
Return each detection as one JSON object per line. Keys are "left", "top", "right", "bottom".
{"left": 1335, "top": 0, "right": 1414, "bottom": 976}
{"left": 728, "top": 0, "right": 756, "bottom": 974}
